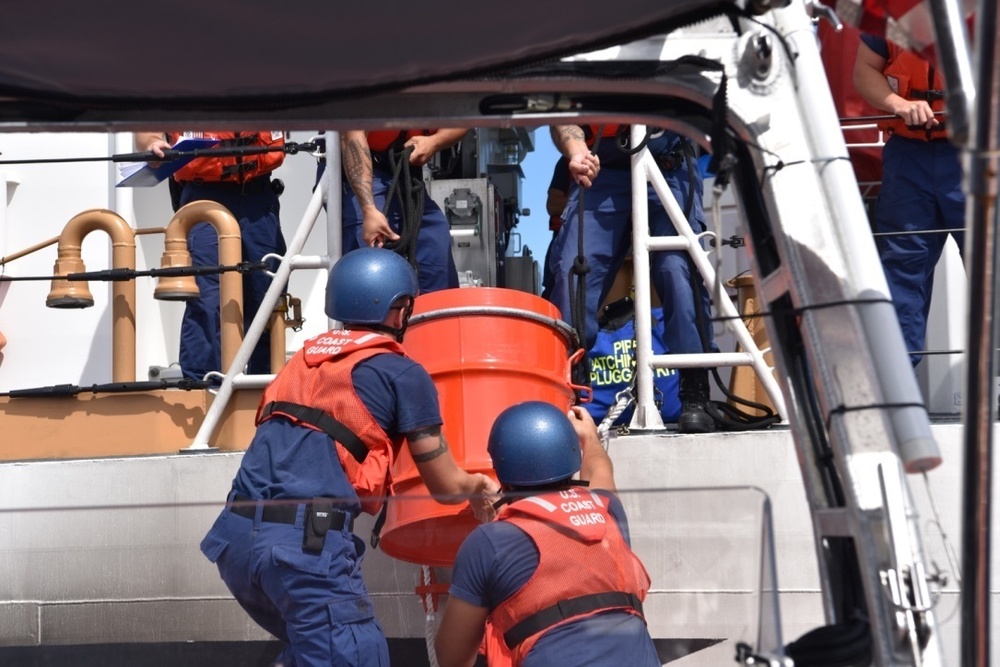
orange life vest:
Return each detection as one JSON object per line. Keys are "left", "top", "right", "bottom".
{"left": 488, "top": 488, "right": 651, "bottom": 665}
{"left": 584, "top": 123, "right": 621, "bottom": 147}
{"left": 878, "top": 42, "right": 947, "bottom": 141}
{"left": 168, "top": 131, "right": 285, "bottom": 183}
{"left": 367, "top": 129, "right": 434, "bottom": 152}
{"left": 256, "top": 329, "right": 407, "bottom": 515}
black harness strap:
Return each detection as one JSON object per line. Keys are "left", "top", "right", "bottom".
{"left": 217, "top": 135, "right": 259, "bottom": 148}
{"left": 909, "top": 88, "right": 945, "bottom": 102}
{"left": 370, "top": 502, "right": 389, "bottom": 549}
{"left": 261, "top": 401, "right": 368, "bottom": 464}
{"left": 503, "top": 591, "right": 644, "bottom": 649}
{"left": 219, "top": 160, "right": 260, "bottom": 180}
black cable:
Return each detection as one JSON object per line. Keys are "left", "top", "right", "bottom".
{"left": 0, "top": 261, "right": 270, "bottom": 283}
{"left": 615, "top": 125, "right": 653, "bottom": 156}
{"left": 0, "top": 141, "right": 319, "bottom": 166}
{"left": 677, "top": 140, "right": 779, "bottom": 430}
{"left": 1, "top": 377, "right": 213, "bottom": 398}
{"left": 380, "top": 146, "right": 424, "bottom": 274}
{"left": 567, "top": 126, "right": 605, "bottom": 396}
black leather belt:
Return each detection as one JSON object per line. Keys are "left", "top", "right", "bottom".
{"left": 229, "top": 493, "right": 353, "bottom": 532}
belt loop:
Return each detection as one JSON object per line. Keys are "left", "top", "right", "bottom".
{"left": 296, "top": 502, "right": 308, "bottom": 529}
{"left": 254, "top": 499, "right": 265, "bottom": 527}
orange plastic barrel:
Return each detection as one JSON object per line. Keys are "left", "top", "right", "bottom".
{"left": 380, "top": 287, "right": 581, "bottom": 566}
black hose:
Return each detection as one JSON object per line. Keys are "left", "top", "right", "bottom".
{"left": 380, "top": 146, "right": 424, "bottom": 274}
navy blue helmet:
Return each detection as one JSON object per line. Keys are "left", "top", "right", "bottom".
{"left": 488, "top": 401, "right": 581, "bottom": 487}
{"left": 325, "top": 248, "right": 419, "bottom": 325}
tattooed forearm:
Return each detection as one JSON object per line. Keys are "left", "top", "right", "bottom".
{"left": 410, "top": 431, "right": 449, "bottom": 464}
{"left": 408, "top": 425, "right": 442, "bottom": 441}
{"left": 406, "top": 426, "right": 448, "bottom": 463}
{"left": 341, "top": 135, "right": 375, "bottom": 208}
{"left": 551, "top": 125, "right": 586, "bottom": 152}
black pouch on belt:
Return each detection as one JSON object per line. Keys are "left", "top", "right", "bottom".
{"left": 303, "top": 499, "right": 334, "bottom": 553}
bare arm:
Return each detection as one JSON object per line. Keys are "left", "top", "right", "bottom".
{"left": 434, "top": 597, "right": 489, "bottom": 667}
{"left": 407, "top": 426, "right": 500, "bottom": 517}
{"left": 568, "top": 406, "right": 616, "bottom": 493}
{"left": 550, "top": 124, "right": 588, "bottom": 158}
{"left": 134, "top": 132, "right": 170, "bottom": 160}
{"left": 549, "top": 125, "right": 600, "bottom": 188}
{"left": 341, "top": 130, "right": 399, "bottom": 247}
{"left": 546, "top": 188, "right": 569, "bottom": 218}
{"left": 406, "top": 128, "right": 468, "bottom": 166}
{"left": 853, "top": 41, "right": 939, "bottom": 129}
{"left": 340, "top": 130, "right": 377, "bottom": 208}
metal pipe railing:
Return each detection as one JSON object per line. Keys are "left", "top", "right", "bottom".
{"left": 156, "top": 201, "right": 244, "bottom": 375}
{"left": 45, "top": 209, "right": 137, "bottom": 382}
{"left": 959, "top": 0, "right": 997, "bottom": 662}
{"left": 628, "top": 125, "right": 786, "bottom": 430}
{"left": 188, "top": 167, "right": 331, "bottom": 449}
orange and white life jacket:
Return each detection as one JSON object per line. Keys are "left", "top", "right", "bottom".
{"left": 488, "top": 488, "right": 651, "bottom": 665}
{"left": 168, "top": 131, "right": 285, "bottom": 183}
{"left": 256, "top": 329, "right": 407, "bottom": 515}
{"left": 878, "top": 42, "right": 948, "bottom": 141}
{"left": 367, "top": 129, "right": 434, "bottom": 152}
{"left": 583, "top": 123, "right": 621, "bottom": 147}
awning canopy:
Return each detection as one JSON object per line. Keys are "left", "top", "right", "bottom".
{"left": 0, "top": 0, "right": 737, "bottom": 127}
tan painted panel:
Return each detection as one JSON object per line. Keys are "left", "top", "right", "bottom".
{"left": 0, "top": 389, "right": 261, "bottom": 460}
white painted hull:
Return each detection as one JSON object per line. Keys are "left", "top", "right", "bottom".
{"left": 0, "top": 422, "right": 982, "bottom": 665}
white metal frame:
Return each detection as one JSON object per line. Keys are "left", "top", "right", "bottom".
{"left": 628, "top": 125, "right": 787, "bottom": 429}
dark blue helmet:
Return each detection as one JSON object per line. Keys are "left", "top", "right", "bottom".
{"left": 487, "top": 401, "right": 581, "bottom": 487}
{"left": 325, "top": 248, "right": 419, "bottom": 324}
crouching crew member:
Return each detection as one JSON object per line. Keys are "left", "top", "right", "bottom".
{"left": 435, "top": 401, "right": 659, "bottom": 667}
{"left": 200, "top": 248, "right": 499, "bottom": 666}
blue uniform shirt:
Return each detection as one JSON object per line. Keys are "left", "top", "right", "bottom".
{"left": 860, "top": 33, "right": 889, "bottom": 58}
{"left": 449, "top": 490, "right": 660, "bottom": 666}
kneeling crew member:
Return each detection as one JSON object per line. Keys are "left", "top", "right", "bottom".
{"left": 435, "top": 401, "right": 659, "bottom": 667}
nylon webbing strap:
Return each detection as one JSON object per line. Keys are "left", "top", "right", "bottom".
{"left": 262, "top": 401, "right": 368, "bottom": 464}
{"left": 910, "top": 88, "right": 945, "bottom": 102}
{"left": 503, "top": 591, "right": 644, "bottom": 649}
{"left": 370, "top": 502, "right": 389, "bottom": 549}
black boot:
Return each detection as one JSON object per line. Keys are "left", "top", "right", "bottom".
{"left": 678, "top": 368, "right": 716, "bottom": 433}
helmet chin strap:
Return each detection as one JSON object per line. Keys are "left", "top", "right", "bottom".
{"left": 371, "top": 299, "right": 415, "bottom": 342}
{"left": 395, "top": 300, "right": 414, "bottom": 341}
{"left": 369, "top": 323, "right": 404, "bottom": 340}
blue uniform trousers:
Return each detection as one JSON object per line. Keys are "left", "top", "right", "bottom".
{"left": 341, "top": 169, "right": 459, "bottom": 294}
{"left": 547, "top": 156, "right": 714, "bottom": 354}
{"left": 875, "top": 136, "right": 965, "bottom": 365}
{"left": 201, "top": 497, "right": 389, "bottom": 667}
{"left": 178, "top": 180, "right": 286, "bottom": 380}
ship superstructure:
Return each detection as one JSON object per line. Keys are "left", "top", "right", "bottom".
{"left": 0, "top": 1, "right": 996, "bottom": 665}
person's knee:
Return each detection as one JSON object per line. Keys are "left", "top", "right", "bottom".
{"left": 325, "top": 605, "right": 389, "bottom": 666}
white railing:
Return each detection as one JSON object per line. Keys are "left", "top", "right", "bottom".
{"left": 187, "top": 126, "right": 790, "bottom": 445}
{"left": 628, "top": 125, "right": 787, "bottom": 429}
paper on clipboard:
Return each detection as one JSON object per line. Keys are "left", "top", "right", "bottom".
{"left": 116, "top": 137, "right": 220, "bottom": 187}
